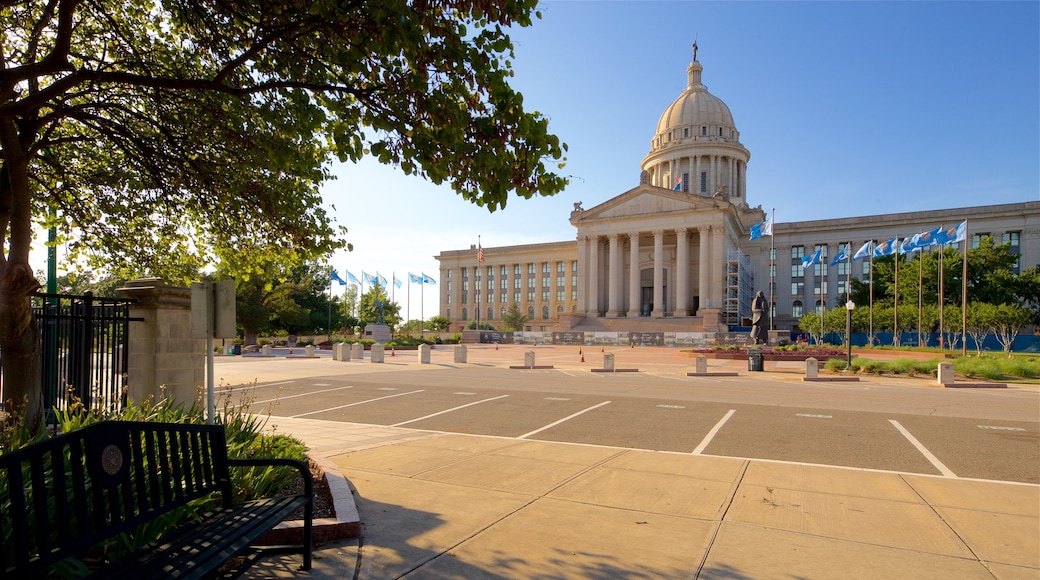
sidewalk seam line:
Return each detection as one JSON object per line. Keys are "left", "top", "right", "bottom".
{"left": 694, "top": 460, "right": 750, "bottom": 579}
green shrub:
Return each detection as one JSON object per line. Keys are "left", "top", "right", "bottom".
{"left": 824, "top": 358, "right": 846, "bottom": 372}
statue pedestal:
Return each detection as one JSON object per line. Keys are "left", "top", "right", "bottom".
{"left": 363, "top": 323, "right": 391, "bottom": 343}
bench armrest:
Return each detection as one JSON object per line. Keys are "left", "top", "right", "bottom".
{"left": 227, "top": 457, "right": 314, "bottom": 499}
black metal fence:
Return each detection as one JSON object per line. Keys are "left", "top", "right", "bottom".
{"left": 32, "top": 292, "right": 137, "bottom": 416}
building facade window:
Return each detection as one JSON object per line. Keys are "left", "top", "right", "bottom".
{"left": 792, "top": 245, "right": 804, "bottom": 260}
{"left": 527, "top": 263, "right": 535, "bottom": 274}
{"left": 542, "top": 262, "right": 550, "bottom": 273}
{"left": 792, "top": 301, "right": 803, "bottom": 318}
{"left": 542, "top": 306, "right": 549, "bottom": 319}
{"left": 556, "top": 290, "right": 564, "bottom": 301}
{"left": 462, "top": 308, "right": 468, "bottom": 321}
{"left": 527, "top": 306, "right": 534, "bottom": 319}
{"left": 791, "top": 281, "right": 804, "bottom": 296}
{"left": 971, "top": 233, "right": 990, "bottom": 249}
{"left": 700, "top": 172, "right": 707, "bottom": 193}
{"left": 487, "top": 307, "right": 493, "bottom": 321}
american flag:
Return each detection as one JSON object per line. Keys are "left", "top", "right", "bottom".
{"left": 477, "top": 244, "right": 484, "bottom": 263}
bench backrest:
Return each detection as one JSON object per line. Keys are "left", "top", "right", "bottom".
{"left": 0, "top": 421, "right": 232, "bottom": 576}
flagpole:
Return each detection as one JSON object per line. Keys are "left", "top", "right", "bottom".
{"left": 407, "top": 275, "right": 411, "bottom": 336}
{"left": 893, "top": 238, "right": 900, "bottom": 348}
{"left": 846, "top": 243, "right": 852, "bottom": 348}
{"left": 918, "top": 245, "right": 923, "bottom": 347}
{"left": 962, "top": 220, "right": 969, "bottom": 356}
{"left": 938, "top": 232, "right": 944, "bottom": 350}
{"left": 476, "top": 235, "right": 481, "bottom": 331}
{"left": 769, "top": 207, "right": 775, "bottom": 331}
{"left": 869, "top": 246, "right": 874, "bottom": 346}
{"left": 328, "top": 266, "right": 333, "bottom": 345}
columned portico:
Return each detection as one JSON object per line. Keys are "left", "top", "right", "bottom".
{"left": 675, "top": 227, "right": 690, "bottom": 316}
{"left": 606, "top": 234, "right": 621, "bottom": 317}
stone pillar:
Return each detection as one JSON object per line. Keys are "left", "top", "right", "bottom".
{"left": 628, "top": 232, "right": 641, "bottom": 317}
{"left": 116, "top": 278, "right": 204, "bottom": 408}
{"left": 305, "top": 345, "right": 315, "bottom": 357}
{"left": 342, "top": 343, "right": 352, "bottom": 362}
{"left": 352, "top": 343, "right": 363, "bottom": 360}
{"left": 675, "top": 228, "right": 690, "bottom": 316}
{"left": 606, "top": 234, "right": 621, "bottom": 318}
{"left": 695, "top": 156, "right": 701, "bottom": 193}
{"left": 696, "top": 355, "right": 707, "bottom": 374}
{"left": 454, "top": 344, "right": 467, "bottom": 363}
{"left": 418, "top": 343, "right": 431, "bottom": 364}
{"left": 262, "top": 344, "right": 273, "bottom": 356}
{"left": 711, "top": 226, "right": 726, "bottom": 308}
{"left": 603, "top": 352, "right": 615, "bottom": 372}
{"left": 370, "top": 343, "right": 384, "bottom": 363}
{"left": 699, "top": 227, "right": 711, "bottom": 310}
{"left": 805, "top": 357, "right": 819, "bottom": 378}
{"left": 588, "top": 236, "right": 600, "bottom": 316}
{"left": 524, "top": 351, "right": 536, "bottom": 367}
{"left": 937, "top": 362, "right": 954, "bottom": 385}
{"left": 652, "top": 230, "right": 665, "bottom": 317}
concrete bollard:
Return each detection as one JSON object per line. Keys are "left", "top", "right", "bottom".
{"left": 604, "top": 352, "right": 615, "bottom": 372}
{"left": 805, "top": 357, "right": 818, "bottom": 379}
{"left": 305, "top": 345, "right": 315, "bottom": 357}
{"left": 261, "top": 344, "right": 272, "bottom": 356}
{"left": 937, "top": 361, "right": 954, "bottom": 385}
{"left": 696, "top": 355, "right": 707, "bottom": 374}
{"left": 342, "top": 343, "right": 352, "bottom": 362}
{"left": 332, "top": 343, "right": 341, "bottom": 361}
{"left": 524, "top": 351, "right": 535, "bottom": 367}
{"left": 454, "top": 344, "right": 467, "bottom": 363}
{"left": 418, "top": 343, "right": 431, "bottom": 364}
{"left": 370, "top": 343, "right": 384, "bottom": 363}
{"left": 353, "top": 343, "right": 363, "bottom": 360}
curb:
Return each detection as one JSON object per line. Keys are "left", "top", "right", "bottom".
{"left": 256, "top": 453, "right": 360, "bottom": 546}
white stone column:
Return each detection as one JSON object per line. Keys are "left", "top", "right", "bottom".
{"left": 576, "top": 234, "right": 587, "bottom": 315}
{"left": 710, "top": 156, "right": 717, "bottom": 193}
{"left": 588, "top": 236, "right": 600, "bottom": 316}
{"left": 699, "top": 227, "right": 710, "bottom": 310}
{"left": 606, "top": 234, "right": 620, "bottom": 317}
{"left": 711, "top": 227, "right": 726, "bottom": 308}
{"left": 695, "top": 156, "right": 701, "bottom": 193}
{"left": 675, "top": 227, "right": 690, "bottom": 316}
{"left": 627, "top": 232, "right": 641, "bottom": 317}
{"left": 688, "top": 157, "right": 694, "bottom": 191}
{"left": 652, "top": 230, "right": 665, "bottom": 318}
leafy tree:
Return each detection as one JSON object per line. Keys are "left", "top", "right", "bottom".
{"left": 797, "top": 312, "right": 824, "bottom": 346}
{"left": 965, "top": 303, "right": 995, "bottom": 355}
{"left": 990, "top": 303, "right": 1033, "bottom": 357}
{"left": 358, "top": 286, "right": 401, "bottom": 330}
{"left": 1015, "top": 265, "right": 1040, "bottom": 324}
{"left": 466, "top": 321, "right": 495, "bottom": 330}
{"left": 501, "top": 303, "right": 529, "bottom": 331}
{"left": 427, "top": 315, "right": 452, "bottom": 333}
{"left": 2, "top": 1, "right": 567, "bottom": 427}
{"left": 397, "top": 319, "right": 425, "bottom": 335}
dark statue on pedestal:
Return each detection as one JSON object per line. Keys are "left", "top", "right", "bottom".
{"left": 750, "top": 291, "right": 768, "bottom": 345}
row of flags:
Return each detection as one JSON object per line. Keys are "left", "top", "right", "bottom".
{"left": 750, "top": 217, "right": 970, "bottom": 269}
{"left": 330, "top": 269, "right": 436, "bottom": 288}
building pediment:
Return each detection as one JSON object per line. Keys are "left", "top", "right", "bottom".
{"left": 570, "top": 185, "right": 727, "bottom": 225}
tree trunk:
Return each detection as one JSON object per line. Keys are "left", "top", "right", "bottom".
{"left": 0, "top": 264, "right": 43, "bottom": 429}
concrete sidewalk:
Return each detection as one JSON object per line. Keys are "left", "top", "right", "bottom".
{"left": 246, "top": 418, "right": 1038, "bottom": 579}
{"left": 229, "top": 346, "right": 1039, "bottom": 579}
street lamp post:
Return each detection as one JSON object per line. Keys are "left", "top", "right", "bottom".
{"left": 845, "top": 299, "right": 855, "bottom": 369}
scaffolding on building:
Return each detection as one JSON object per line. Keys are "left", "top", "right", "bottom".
{"left": 724, "top": 248, "right": 754, "bottom": 328}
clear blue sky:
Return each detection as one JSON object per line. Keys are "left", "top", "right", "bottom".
{"left": 261, "top": 2, "right": 1040, "bottom": 320}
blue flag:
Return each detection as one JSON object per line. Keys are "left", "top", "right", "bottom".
{"left": 872, "top": 238, "right": 897, "bottom": 258}
{"left": 393, "top": 275, "right": 402, "bottom": 289}
{"left": 330, "top": 268, "right": 347, "bottom": 286}
{"left": 915, "top": 226, "right": 942, "bottom": 249}
{"left": 830, "top": 244, "right": 848, "bottom": 267}
{"left": 749, "top": 217, "right": 773, "bottom": 241}
{"left": 802, "top": 248, "right": 822, "bottom": 270}
{"left": 408, "top": 273, "right": 422, "bottom": 284}
{"left": 938, "top": 220, "right": 967, "bottom": 245}
{"left": 362, "top": 271, "right": 377, "bottom": 285}
{"left": 899, "top": 236, "right": 917, "bottom": 255}
{"left": 346, "top": 271, "right": 361, "bottom": 285}
{"left": 376, "top": 272, "right": 387, "bottom": 286}
{"left": 853, "top": 241, "right": 872, "bottom": 261}
{"left": 422, "top": 273, "right": 437, "bottom": 285}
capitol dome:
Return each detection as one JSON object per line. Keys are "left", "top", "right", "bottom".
{"left": 655, "top": 59, "right": 736, "bottom": 137}
{"left": 641, "top": 50, "right": 749, "bottom": 200}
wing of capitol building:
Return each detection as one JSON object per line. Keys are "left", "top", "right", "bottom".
{"left": 435, "top": 51, "right": 1039, "bottom": 341}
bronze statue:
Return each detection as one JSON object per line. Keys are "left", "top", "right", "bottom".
{"left": 751, "top": 291, "right": 768, "bottom": 345}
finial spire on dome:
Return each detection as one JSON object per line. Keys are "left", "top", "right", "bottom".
{"left": 686, "top": 46, "right": 704, "bottom": 92}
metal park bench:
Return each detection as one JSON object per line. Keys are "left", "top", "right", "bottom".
{"left": 0, "top": 421, "right": 312, "bottom": 578}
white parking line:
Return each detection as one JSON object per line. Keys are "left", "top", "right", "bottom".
{"left": 890, "top": 419, "right": 957, "bottom": 478}
{"left": 291, "top": 389, "right": 424, "bottom": 418}
{"left": 693, "top": 409, "right": 736, "bottom": 455}
{"left": 518, "top": 401, "right": 612, "bottom": 439}
{"left": 218, "top": 380, "right": 294, "bottom": 391}
{"left": 391, "top": 395, "right": 510, "bottom": 427}
{"left": 253, "top": 385, "right": 354, "bottom": 405}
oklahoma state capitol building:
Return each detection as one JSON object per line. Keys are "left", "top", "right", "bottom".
{"left": 435, "top": 52, "right": 1040, "bottom": 335}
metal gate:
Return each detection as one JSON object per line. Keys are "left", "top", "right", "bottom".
{"left": 32, "top": 292, "right": 137, "bottom": 415}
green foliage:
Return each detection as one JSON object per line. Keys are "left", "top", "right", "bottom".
{"left": 357, "top": 285, "right": 402, "bottom": 329}
{"left": 2, "top": 390, "right": 308, "bottom": 569}
{"left": 466, "top": 320, "right": 495, "bottom": 330}
{"left": 427, "top": 315, "right": 453, "bottom": 332}
{"left": 501, "top": 302, "right": 530, "bottom": 331}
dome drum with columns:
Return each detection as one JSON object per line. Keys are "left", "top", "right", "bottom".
{"left": 435, "top": 49, "right": 1040, "bottom": 336}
